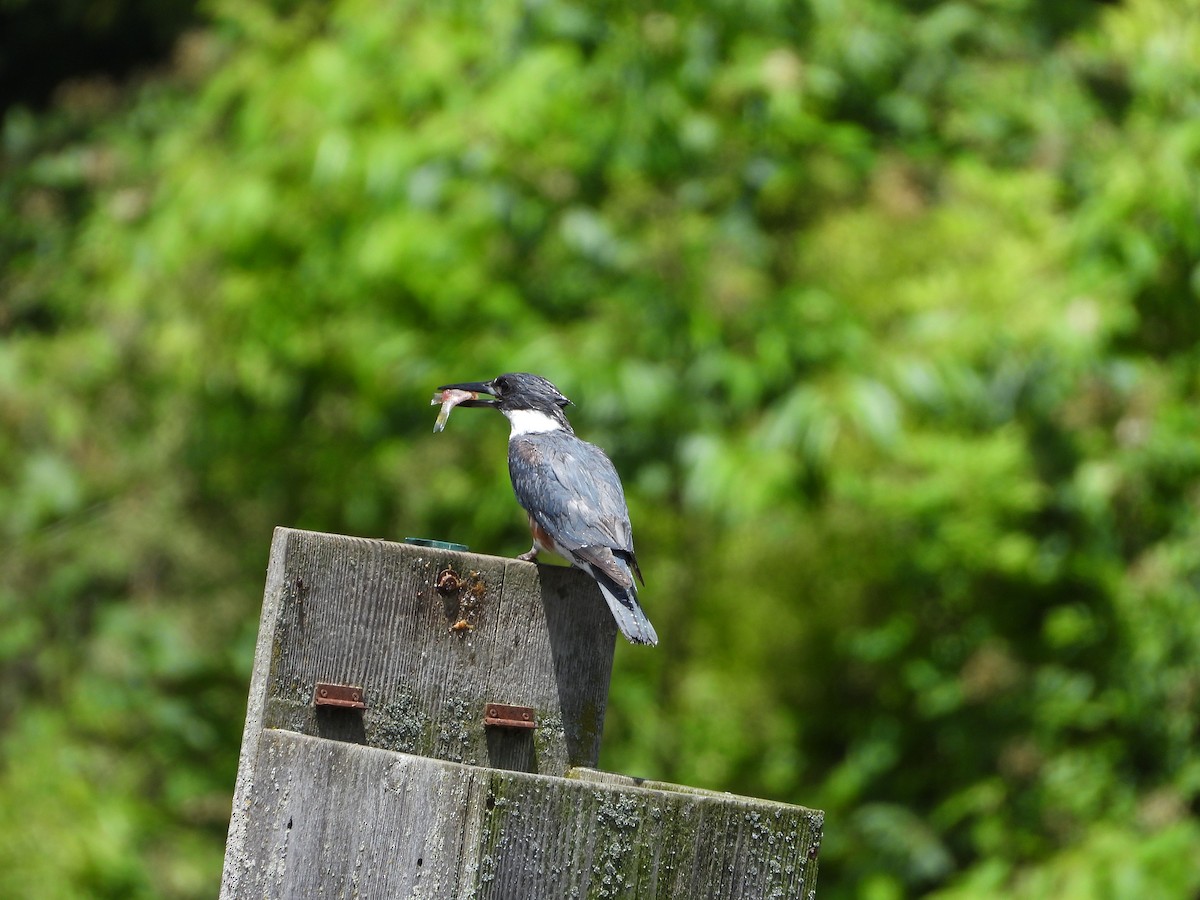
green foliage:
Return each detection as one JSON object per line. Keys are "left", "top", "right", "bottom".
{"left": 3, "top": 0, "right": 1200, "bottom": 896}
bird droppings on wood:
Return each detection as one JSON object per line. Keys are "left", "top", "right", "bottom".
{"left": 433, "top": 565, "right": 487, "bottom": 633}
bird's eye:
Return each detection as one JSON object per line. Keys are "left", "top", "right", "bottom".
{"left": 494, "top": 376, "right": 509, "bottom": 391}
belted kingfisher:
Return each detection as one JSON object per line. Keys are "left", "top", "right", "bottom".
{"left": 436, "top": 372, "right": 658, "bottom": 646}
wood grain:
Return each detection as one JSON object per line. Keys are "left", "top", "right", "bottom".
{"left": 222, "top": 527, "right": 824, "bottom": 899}
{"left": 226, "top": 731, "right": 823, "bottom": 900}
{"left": 252, "top": 527, "right": 616, "bottom": 774}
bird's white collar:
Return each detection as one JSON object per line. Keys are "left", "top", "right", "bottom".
{"left": 504, "top": 408, "right": 564, "bottom": 437}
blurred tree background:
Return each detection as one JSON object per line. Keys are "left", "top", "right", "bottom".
{"left": 3, "top": 0, "right": 1200, "bottom": 896}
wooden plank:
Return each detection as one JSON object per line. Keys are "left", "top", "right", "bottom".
{"left": 222, "top": 528, "right": 824, "bottom": 898}
{"left": 223, "top": 730, "right": 476, "bottom": 898}
{"left": 222, "top": 526, "right": 290, "bottom": 888}
{"left": 478, "top": 767, "right": 822, "bottom": 899}
{"left": 222, "top": 528, "right": 620, "bottom": 897}
{"left": 225, "top": 731, "right": 823, "bottom": 900}
{"left": 253, "top": 527, "right": 616, "bottom": 775}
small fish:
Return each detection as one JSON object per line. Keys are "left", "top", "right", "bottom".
{"left": 432, "top": 388, "right": 478, "bottom": 432}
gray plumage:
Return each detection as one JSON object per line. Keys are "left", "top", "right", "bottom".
{"left": 435, "top": 373, "right": 658, "bottom": 646}
{"left": 510, "top": 430, "right": 655, "bottom": 645}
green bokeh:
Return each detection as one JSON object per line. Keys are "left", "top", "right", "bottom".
{"left": 2, "top": 0, "right": 1200, "bottom": 896}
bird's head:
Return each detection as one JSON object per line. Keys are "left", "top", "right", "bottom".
{"left": 437, "top": 372, "right": 574, "bottom": 435}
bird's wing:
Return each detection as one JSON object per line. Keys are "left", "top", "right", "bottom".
{"left": 509, "top": 433, "right": 636, "bottom": 568}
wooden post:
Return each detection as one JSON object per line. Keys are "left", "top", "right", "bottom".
{"left": 222, "top": 528, "right": 823, "bottom": 898}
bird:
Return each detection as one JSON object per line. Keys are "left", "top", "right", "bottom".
{"left": 435, "top": 372, "right": 658, "bottom": 646}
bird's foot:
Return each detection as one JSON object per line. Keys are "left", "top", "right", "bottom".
{"left": 516, "top": 546, "right": 540, "bottom": 562}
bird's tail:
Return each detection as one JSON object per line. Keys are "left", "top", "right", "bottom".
{"left": 590, "top": 566, "right": 658, "bottom": 646}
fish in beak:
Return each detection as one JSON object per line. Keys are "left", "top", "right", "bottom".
{"left": 431, "top": 380, "right": 496, "bottom": 432}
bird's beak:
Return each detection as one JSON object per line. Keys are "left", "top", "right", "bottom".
{"left": 436, "top": 380, "right": 496, "bottom": 407}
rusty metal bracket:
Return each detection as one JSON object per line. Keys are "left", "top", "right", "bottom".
{"left": 484, "top": 703, "right": 536, "bottom": 729}
{"left": 313, "top": 682, "right": 367, "bottom": 709}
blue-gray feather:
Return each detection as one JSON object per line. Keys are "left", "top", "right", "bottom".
{"left": 511, "top": 434, "right": 631, "bottom": 559}
{"left": 436, "top": 371, "right": 657, "bottom": 645}
{"left": 509, "top": 431, "right": 657, "bottom": 645}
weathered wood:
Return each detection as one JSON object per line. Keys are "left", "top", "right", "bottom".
{"left": 222, "top": 527, "right": 824, "bottom": 898}
{"left": 226, "top": 730, "right": 823, "bottom": 900}
{"left": 247, "top": 527, "right": 617, "bottom": 775}
{"left": 223, "top": 528, "right": 618, "bottom": 897}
